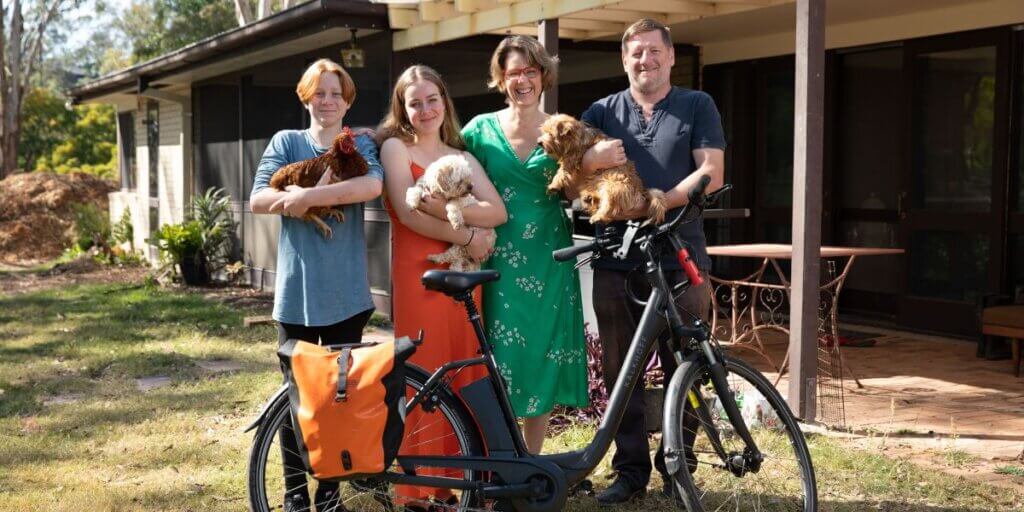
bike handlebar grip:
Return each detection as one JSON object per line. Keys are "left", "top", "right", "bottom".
{"left": 689, "top": 174, "right": 712, "bottom": 204}
{"left": 677, "top": 247, "right": 704, "bottom": 287}
{"left": 552, "top": 243, "right": 595, "bottom": 262}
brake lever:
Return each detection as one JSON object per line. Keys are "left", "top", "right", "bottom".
{"left": 703, "top": 184, "right": 733, "bottom": 207}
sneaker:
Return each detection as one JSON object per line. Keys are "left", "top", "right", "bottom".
{"left": 595, "top": 478, "right": 646, "bottom": 505}
{"left": 284, "top": 492, "right": 311, "bottom": 512}
{"left": 570, "top": 478, "right": 595, "bottom": 497}
{"left": 313, "top": 484, "right": 342, "bottom": 512}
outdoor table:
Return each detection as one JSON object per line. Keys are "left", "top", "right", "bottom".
{"left": 706, "top": 244, "right": 904, "bottom": 380}
{"left": 706, "top": 244, "right": 903, "bottom": 425}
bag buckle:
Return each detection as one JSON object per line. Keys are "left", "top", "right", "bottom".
{"left": 336, "top": 348, "right": 352, "bottom": 402}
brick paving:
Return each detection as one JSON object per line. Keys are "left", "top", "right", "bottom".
{"left": 734, "top": 326, "right": 1024, "bottom": 461}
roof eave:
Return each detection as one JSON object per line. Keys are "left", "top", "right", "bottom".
{"left": 69, "top": 0, "right": 388, "bottom": 102}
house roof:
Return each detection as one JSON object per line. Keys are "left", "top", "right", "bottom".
{"left": 378, "top": 0, "right": 792, "bottom": 51}
{"left": 69, "top": 0, "right": 388, "bottom": 103}
{"left": 72, "top": 0, "right": 1019, "bottom": 105}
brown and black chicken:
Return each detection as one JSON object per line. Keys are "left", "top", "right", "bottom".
{"left": 268, "top": 127, "right": 369, "bottom": 238}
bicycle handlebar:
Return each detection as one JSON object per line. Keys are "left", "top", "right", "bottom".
{"left": 689, "top": 174, "right": 712, "bottom": 208}
{"left": 552, "top": 242, "right": 598, "bottom": 262}
{"left": 552, "top": 175, "right": 730, "bottom": 284}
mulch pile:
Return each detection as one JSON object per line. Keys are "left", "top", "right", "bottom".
{"left": 0, "top": 172, "right": 117, "bottom": 264}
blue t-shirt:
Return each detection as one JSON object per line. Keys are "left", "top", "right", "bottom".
{"left": 252, "top": 130, "right": 384, "bottom": 326}
{"left": 581, "top": 87, "right": 726, "bottom": 271}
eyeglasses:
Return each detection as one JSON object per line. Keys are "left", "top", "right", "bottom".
{"left": 504, "top": 67, "right": 541, "bottom": 81}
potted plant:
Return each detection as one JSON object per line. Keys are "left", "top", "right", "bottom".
{"left": 147, "top": 188, "right": 237, "bottom": 286}
{"left": 149, "top": 221, "right": 207, "bottom": 284}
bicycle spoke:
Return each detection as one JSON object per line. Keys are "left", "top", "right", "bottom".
{"left": 669, "top": 357, "right": 815, "bottom": 511}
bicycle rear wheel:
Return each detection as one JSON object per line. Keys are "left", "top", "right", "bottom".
{"left": 664, "top": 356, "right": 817, "bottom": 512}
{"left": 247, "top": 365, "right": 484, "bottom": 512}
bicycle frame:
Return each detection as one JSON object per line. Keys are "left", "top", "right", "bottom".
{"left": 385, "top": 233, "right": 763, "bottom": 510}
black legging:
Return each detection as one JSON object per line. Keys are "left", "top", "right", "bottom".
{"left": 277, "top": 308, "right": 374, "bottom": 499}
{"left": 276, "top": 309, "right": 374, "bottom": 347}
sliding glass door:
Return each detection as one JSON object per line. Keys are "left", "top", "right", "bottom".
{"left": 900, "top": 29, "right": 1012, "bottom": 334}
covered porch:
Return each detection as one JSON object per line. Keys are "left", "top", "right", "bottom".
{"left": 383, "top": 0, "right": 1024, "bottom": 420}
{"left": 744, "top": 326, "right": 1024, "bottom": 459}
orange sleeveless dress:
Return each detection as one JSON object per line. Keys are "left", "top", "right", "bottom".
{"left": 387, "top": 162, "right": 487, "bottom": 503}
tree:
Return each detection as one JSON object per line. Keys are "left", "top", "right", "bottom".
{"left": 34, "top": 101, "right": 116, "bottom": 178}
{"left": 0, "top": 0, "right": 83, "bottom": 178}
{"left": 115, "top": 0, "right": 239, "bottom": 63}
{"left": 40, "top": 29, "right": 129, "bottom": 89}
{"left": 18, "top": 87, "right": 74, "bottom": 170}
{"left": 235, "top": 0, "right": 295, "bottom": 26}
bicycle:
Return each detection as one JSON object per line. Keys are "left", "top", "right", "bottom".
{"left": 246, "top": 176, "right": 818, "bottom": 512}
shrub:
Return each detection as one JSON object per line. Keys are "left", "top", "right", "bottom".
{"left": 191, "top": 187, "right": 235, "bottom": 276}
{"left": 33, "top": 103, "right": 118, "bottom": 180}
{"left": 71, "top": 203, "right": 111, "bottom": 253}
{"left": 149, "top": 220, "right": 203, "bottom": 266}
{"left": 111, "top": 209, "right": 134, "bottom": 252}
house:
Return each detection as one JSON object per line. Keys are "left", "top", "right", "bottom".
{"left": 71, "top": 0, "right": 1024, "bottom": 343}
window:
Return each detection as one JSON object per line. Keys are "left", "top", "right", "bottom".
{"left": 117, "top": 112, "right": 136, "bottom": 190}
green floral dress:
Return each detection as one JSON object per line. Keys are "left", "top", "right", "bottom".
{"left": 462, "top": 113, "right": 589, "bottom": 417}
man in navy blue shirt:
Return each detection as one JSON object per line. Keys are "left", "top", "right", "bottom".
{"left": 579, "top": 18, "right": 726, "bottom": 505}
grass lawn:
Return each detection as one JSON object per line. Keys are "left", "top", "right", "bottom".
{"left": 1, "top": 280, "right": 1022, "bottom": 511}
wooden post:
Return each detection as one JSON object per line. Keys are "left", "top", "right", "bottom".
{"left": 788, "top": 0, "right": 825, "bottom": 421}
{"left": 538, "top": 18, "right": 558, "bottom": 115}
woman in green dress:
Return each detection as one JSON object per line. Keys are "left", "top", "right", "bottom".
{"left": 461, "top": 36, "right": 589, "bottom": 454}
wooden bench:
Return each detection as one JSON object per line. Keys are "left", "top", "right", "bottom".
{"left": 981, "top": 305, "right": 1024, "bottom": 378}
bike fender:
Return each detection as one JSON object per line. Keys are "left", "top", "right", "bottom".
{"left": 662, "top": 354, "right": 702, "bottom": 475}
{"left": 244, "top": 384, "right": 289, "bottom": 433}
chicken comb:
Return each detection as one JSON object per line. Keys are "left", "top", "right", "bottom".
{"left": 338, "top": 127, "right": 357, "bottom": 155}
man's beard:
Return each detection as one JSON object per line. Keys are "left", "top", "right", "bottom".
{"left": 630, "top": 69, "right": 666, "bottom": 94}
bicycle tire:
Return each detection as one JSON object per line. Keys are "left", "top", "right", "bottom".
{"left": 247, "top": 364, "right": 485, "bottom": 512}
{"left": 664, "top": 356, "right": 818, "bottom": 512}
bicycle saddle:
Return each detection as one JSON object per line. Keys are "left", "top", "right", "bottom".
{"left": 421, "top": 269, "right": 500, "bottom": 296}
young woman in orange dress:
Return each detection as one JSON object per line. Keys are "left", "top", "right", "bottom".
{"left": 377, "top": 64, "right": 507, "bottom": 509}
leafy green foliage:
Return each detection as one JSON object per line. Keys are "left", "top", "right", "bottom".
{"left": 116, "top": 0, "right": 240, "bottom": 63}
{"left": 191, "top": 187, "right": 236, "bottom": 276}
{"left": 111, "top": 208, "right": 135, "bottom": 251}
{"left": 144, "top": 189, "right": 236, "bottom": 283}
{"left": 34, "top": 101, "right": 118, "bottom": 179}
{"left": 71, "top": 203, "right": 112, "bottom": 253}
{"left": 18, "top": 88, "right": 76, "bottom": 171}
{"left": 35, "top": 1, "right": 129, "bottom": 91}
{"left": 149, "top": 221, "right": 204, "bottom": 265}
{"left": 69, "top": 203, "right": 143, "bottom": 265}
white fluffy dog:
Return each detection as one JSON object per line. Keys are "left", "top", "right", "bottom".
{"left": 406, "top": 154, "right": 483, "bottom": 271}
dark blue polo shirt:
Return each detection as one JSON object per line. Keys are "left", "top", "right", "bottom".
{"left": 581, "top": 86, "right": 726, "bottom": 271}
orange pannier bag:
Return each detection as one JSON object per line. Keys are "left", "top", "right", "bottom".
{"left": 278, "top": 337, "right": 417, "bottom": 480}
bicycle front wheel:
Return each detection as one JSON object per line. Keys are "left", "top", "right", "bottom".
{"left": 247, "top": 365, "right": 484, "bottom": 512}
{"left": 664, "top": 356, "right": 817, "bottom": 512}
